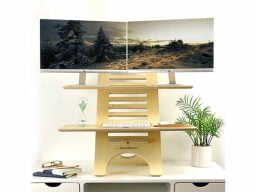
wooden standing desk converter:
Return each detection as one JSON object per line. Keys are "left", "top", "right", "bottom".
{"left": 59, "top": 73, "right": 195, "bottom": 176}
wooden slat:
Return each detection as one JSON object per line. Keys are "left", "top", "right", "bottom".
{"left": 108, "top": 112, "right": 148, "bottom": 117}
{"left": 108, "top": 136, "right": 149, "bottom": 143}
{"left": 110, "top": 74, "right": 146, "bottom": 80}
{"left": 108, "top": 89, "right": 149, "bottom": 94}
{"left": 109, "top": 104, "right": 147, "bottom": 109}
{"left": 109, "top": 97, "right": 147, "bottom": 101}
{"left": 109, "top": 82, "right": 147, "bottom": 86}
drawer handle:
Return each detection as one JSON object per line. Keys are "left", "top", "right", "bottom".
{"left": 192, "top": 182, "right": 209, "bottom": 187}
{"left": 45, "top": 183, "right": 62, "bottom": 187}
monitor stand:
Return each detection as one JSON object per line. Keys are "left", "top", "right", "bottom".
{"left": 79, "top": 72, "right": 176, "bottom": 85}
{"left": 79, "top": 72, "right": 86, "bottom": 85}
{"left": 168, "top": 72, "right": 176, "bottom": 84}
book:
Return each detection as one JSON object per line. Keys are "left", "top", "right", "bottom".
{"left": 33, "top": 171, "right": 77, "bottom": 178}
{"left": 43, "top": 168, "right": 82, "bottom": 176}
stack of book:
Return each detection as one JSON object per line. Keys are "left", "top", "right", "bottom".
{"left": 33, "top": 167, "right": 82, "bottom": 178}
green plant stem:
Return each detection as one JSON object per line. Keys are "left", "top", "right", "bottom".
{"left": 208, "top": 135, "right": 213, "bottom": 145}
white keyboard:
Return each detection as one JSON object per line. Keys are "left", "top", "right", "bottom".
{"left": 102, "top": 122, "right": 152, "bottom": 128}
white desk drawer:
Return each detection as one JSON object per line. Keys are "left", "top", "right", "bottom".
{"left": 84, "top": 183, "right": 170, "bottom": 192}
{"left": 31, "top": 182, "right": 79, "bottom": 192}
{"left": 175, "top": 182, "right": 225, "bottom": 192}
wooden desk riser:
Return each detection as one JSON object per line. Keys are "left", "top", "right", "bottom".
{"left": 60, "top": 73, "right": 194, "bottom": 176}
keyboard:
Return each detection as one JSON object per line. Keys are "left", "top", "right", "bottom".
{"left": 102, "top": 122, "right": 152, "bottom": 128}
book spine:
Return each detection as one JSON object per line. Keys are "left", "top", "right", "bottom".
{"left": 33, "top": 171, "right": 67, "bottom": 178}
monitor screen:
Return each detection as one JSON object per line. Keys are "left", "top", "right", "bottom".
{"left": 40, "top": 18, "right": 213, "bottom": 72}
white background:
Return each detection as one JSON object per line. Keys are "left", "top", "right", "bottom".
{"left": 1, "top": 0, "right": 256, "bottom": 191}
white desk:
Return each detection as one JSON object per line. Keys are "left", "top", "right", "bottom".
{"left": 32, "top": 161, "right": 225, "bottom": 192}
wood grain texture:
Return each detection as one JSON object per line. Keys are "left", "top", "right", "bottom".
{"left": 93, "top": 73, "right": 163, "bottom": 176}
{"left": 61, "top": 73, "right": 194, "bottom": 176}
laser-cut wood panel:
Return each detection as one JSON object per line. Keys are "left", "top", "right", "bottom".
{"left": 94, "top": 73, "right": 162, "bottom": 176}
{"left": 59, "top": 73, "right": 195, "bottom": 176}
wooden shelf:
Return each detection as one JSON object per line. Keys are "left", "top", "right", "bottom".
{"left": 157, "top": 84, "right": 193, "bottom": 89}
{"left": 59, "top": 124, "right": 197, "bottom": 132}
{"left": 63, "top": 84, "right": 193, "bottom": 90}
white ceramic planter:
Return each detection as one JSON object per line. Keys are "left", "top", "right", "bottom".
{"left": 191, "top": 145, "right": 212, "bottom": 167}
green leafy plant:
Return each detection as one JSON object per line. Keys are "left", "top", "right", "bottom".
{"left": 176, "top": 95, "right": 224, "bottom": 146}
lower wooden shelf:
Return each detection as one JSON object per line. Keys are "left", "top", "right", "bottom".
{"left": 59, "top": 124, "right": 197, "bottom": 176}
{"left": 59, "top": 124, "right": 197, "bottom": 132}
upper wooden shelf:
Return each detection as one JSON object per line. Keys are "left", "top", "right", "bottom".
{"left": 63, "top": 84, "right": 193, "bottom": 90}
{"left": 59, "top": 124, "right": 197, "bottom": 132}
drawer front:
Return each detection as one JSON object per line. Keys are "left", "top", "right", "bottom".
{"left": 84, "top": 183, "right": 170, "bottom": 192}
{"left": 175, "top": 182, "right": 225, "bottom": 192}
{"left": 31, "top": 182, "right": 79, "bottom": 192}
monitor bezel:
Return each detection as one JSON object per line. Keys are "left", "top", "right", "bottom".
{"left": 40, "top": 68, "right": 213, "bottom": 73}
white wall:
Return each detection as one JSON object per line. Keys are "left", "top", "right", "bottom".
{"left": 3, "top": 0, "right": 256, "bottom": 192}
{"left": 0, "top": 0, "right": 256, "bottom": 192}
{"left": 33, "top": 0, "right": 227, "bottom": 169}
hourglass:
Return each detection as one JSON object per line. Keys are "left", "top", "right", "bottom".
{"left": 78, "top": 97, "right": 88, "bottom": 126}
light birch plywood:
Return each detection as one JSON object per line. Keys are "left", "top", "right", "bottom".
{"left": 60, "top": 73, "right": 195, "bottom": 176}
{"left": 63, "top": 84, "right": 193, "bottom": 89}
{"left": 59, "top": 124, "right": 197, "bottom": 132}
{"left": 94, "top": 73, "right": 163, "bottom": 176}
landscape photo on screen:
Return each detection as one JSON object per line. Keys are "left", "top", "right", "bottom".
{"left": 127, "top": 18, "right": 214, "bottom": 70}
{"left": 40, "top": 19, "right": 127, "bottom": 70}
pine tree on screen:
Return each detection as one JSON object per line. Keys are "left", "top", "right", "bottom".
{"left": 93, "top": 26, "right": 114, "bottom": 62}
{"left": 55, "top": 21, "right": 89, "bottom": 68}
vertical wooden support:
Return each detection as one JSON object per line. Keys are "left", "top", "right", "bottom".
{"left": 94, "top": 73, "right": 162, "bottom": 176}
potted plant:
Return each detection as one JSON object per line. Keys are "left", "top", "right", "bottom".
{"left": 176, "top": 95, "right": 224, "bottom": 167}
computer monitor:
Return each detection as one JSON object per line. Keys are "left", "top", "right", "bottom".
{"left": 40, "top": 18, "right": 213, "bottom": 73}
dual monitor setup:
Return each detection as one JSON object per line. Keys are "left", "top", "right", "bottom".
{"left": 40, "top": 18, "right": 214, "bottom": 74}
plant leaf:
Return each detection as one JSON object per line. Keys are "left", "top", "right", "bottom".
{"left": 176, "top": 95, "right": 224, "bottom": 145}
